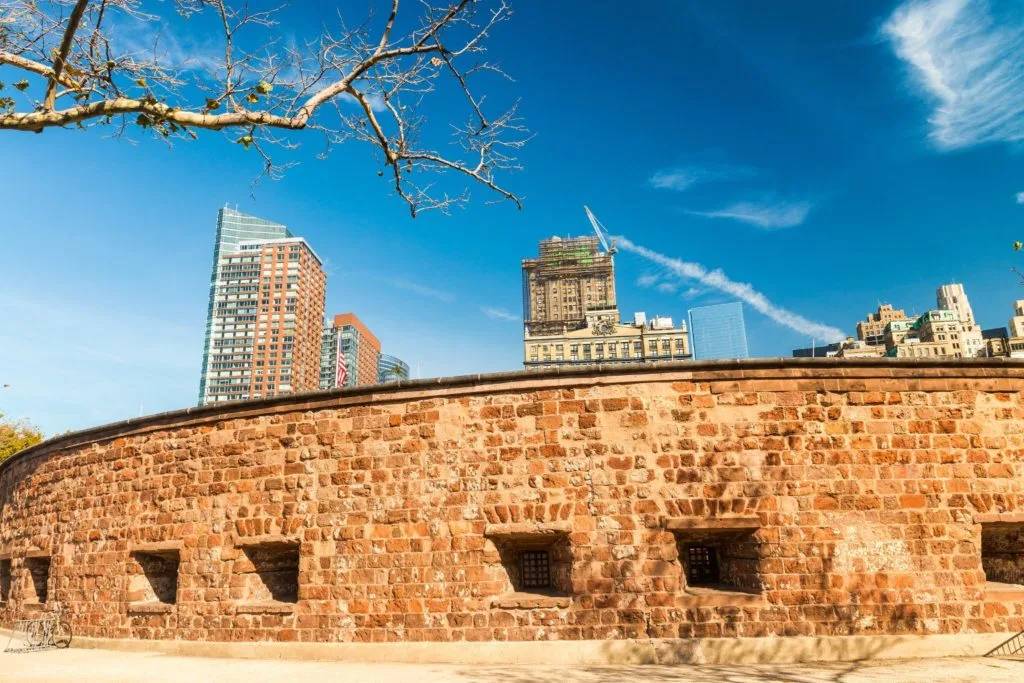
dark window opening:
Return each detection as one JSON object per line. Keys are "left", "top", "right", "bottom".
{"left": 24, "top": 557, "right": 50, "bottom": 604}
{"left": 129, "top": 551, "right": 180, "bottom": 605}
{"left": 237, "top": 542, "right": 300, "bottom": 604}
{"left": 685, "top": 545, "right": 720, "bottom": 585}
{"left": 0, "top": 559, "right": 10, "bottom": 602}
{"left": 489, "top": 532, "right": 573, "bottom": 598}
{"left": 520, "top": 551, "right": 551, "bottom": 589}
{"left": 982, "top": 523, "right": 1024, "bottom": 586}
{"left": 668, "top": 523, "right": 762, "bottom": 595}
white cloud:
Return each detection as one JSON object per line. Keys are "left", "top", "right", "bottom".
{"left": 689, "top": 201, "right": 812, "bottom": 230}
{"left": 480, "top": 306, "right": 520, "bottom": 322}
{"left": 884, "top": 0, "right": 1024, "bottom": 149}
{"left": 614, "top": 236, "right": 846, "bottom": 342}
{"left": 656, "top": 282, "right": 678, "bottom": 294}
{"left": 648, "top": 165, "right": 755, "bottom": 192}
{"left": 681, "top": 287, "right": 705, "bottom": 300}
{"left": 636, "top": 273, "right": 660, "bottom": 287}
{"left": 382, "top": 277, "right": 456, "bottom": 303}
{"left": 1016, "top": 192, "right": 1024, "bottom": 204}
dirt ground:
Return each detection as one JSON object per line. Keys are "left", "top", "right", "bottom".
{"left": 2, "top": 648, "right": 1024, "bottom": 683}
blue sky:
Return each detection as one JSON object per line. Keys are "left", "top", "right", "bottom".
{"left": 2, "top": 0, "right": 1024, "bottom": 434}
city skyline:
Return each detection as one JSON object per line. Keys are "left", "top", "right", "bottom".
{"left": 4, "top": 0, "right": 1024, "bottom": 434}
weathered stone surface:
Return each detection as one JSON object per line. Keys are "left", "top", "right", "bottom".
{"left": 1, "top": 359, "right": 1024, "bottom": 644}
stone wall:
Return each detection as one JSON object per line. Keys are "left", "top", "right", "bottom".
{"left": 2, "top": 359, "right": 1024, "bottom": 647}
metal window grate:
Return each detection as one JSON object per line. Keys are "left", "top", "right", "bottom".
{"left": 520, "top": 550, "right": 551, "bottom": 589}
{"left": 686, "top": 545, "right": 719, "bottom": 585}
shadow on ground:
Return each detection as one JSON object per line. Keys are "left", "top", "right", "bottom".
{"left": 453, "top": 661, "right": 877, "bottom": 683}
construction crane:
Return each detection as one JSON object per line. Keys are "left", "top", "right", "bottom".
{"left": 583, "top": 205, "right": 617, "bottom": 255}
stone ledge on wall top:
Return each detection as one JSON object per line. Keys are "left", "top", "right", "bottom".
{"left": 3, "top": 356, "right": 1024, "bottom": 478}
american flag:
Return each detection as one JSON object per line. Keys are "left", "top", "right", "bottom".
{"left": 335, "top": 344, "right": 348, "bottom": 388}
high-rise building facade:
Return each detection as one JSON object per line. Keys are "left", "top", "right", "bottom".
{"left": 199, "top": 208, "right": 291, "bottom": 403}
{"left": 377, "top": 354, "right": 410, "bottom": 383}
{"left": 198, "top": 209, "right": 326, "bottom": 405}
{"left": 521, "top": 236, "right": 616, "bottom": 337}
{"left": 319, "top": 313, "right": 381, "bottom": 389}
{"left": 688, "top": 302, "right": 749, "bottom": 360}
{"left": 936, "top": 284, "right": 976, "bottom": 326}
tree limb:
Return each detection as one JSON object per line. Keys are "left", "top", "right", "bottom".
{"left": 0, "top": 51, "right": 79, "bottom": 88}
{"left": 0, "top": 0, "right": 526, "bottom": 214}
{"left": 43, "top": 0, "right": 90, "bottom": 110}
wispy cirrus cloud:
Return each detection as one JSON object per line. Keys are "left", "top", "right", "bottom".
{"left": 636, "top": 273, "right": 706, "bottom": 301}
{"left": 616, "top": 237, "right": 845, "bottom": 342}
{"left": 648, "top": 165, "right": 755, "bottom": 192}
{"left": 382, "top": 277, "right": 456, "bottom": 303}
{"left": 688, "top": 200, "right": 813, "bottom": 230}
{"left": 1016, "top": 192, "right": 1024, "bottom": 204}
{"left": 480, "top": 306, "right": 520, "bottom": 322}
{"left": 681, "top": 287, "right": 706, "bottom": 300}
{"left": 884, "top": 0, "right": 1024, "bottom": 149}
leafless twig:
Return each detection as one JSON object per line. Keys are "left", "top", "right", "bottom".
{"left": 0, "top": 0, "right": 526, "bottom": 215}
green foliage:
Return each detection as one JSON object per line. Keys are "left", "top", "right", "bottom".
{"left": 1015, "top": 241, "right": 1022, "bottom": 252}
{"left": 13, "top": 80, "right": 29, "bottom": 92}
{"left": 0, "top": 413, "right": 43, "bottom": 465}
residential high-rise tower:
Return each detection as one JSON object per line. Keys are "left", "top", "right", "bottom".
{"left": 319, "top": 313, "right": 381, "bottom": 389}
{"left": 198, "top": 208, "right": 326, "bottom": 405}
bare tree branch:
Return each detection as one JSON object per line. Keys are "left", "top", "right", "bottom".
{"left": 0, "top": 50, "right": 78, "bottom": 87}
{"left": 42, "top": 0, "right": 89, "bottom": 110}
{"left": 0, "top": 0, "right": 527, "bottom": 215}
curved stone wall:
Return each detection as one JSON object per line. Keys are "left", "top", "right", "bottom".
{"left": 2, "top": 359, "right": 1024, "bottom": 650}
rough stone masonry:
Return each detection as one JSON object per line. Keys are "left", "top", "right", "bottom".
{"left": 1, "top": 359, "right": 1024, "bottom": 649}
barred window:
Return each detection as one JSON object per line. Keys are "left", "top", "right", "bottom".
{"left": 686, "top": 545, "right": 719, "bottom": 585}
{"left": 520, "top": 550, "right": 551, "bottom": 589}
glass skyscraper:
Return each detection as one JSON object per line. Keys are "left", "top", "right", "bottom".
{"left": 198, "top": 207, "right": 292, "bottom": 404}
{"left": 688, "top": 302, "right": 749, "bottom": 360}
{"left": 377, "top": 354, "right": 410, "bottom": 383}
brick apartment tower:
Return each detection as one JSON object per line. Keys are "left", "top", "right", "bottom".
{"left": 319, "top": 313, "right": 381, "bottom": 389}
{"left": 198, "top": 208, "right": 326, "bottom": 405}
{"left": 521, "top": 235, "right": 616, "bottom": 337}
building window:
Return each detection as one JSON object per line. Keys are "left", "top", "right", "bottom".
{"left": 982, "top": 522, "right": 1024, "bottom": 587}
{"left": 485, "top": 525, "right": 572, "bottom": 602}
{"left": 666, "top": 517, "right": 763, "bottom": 597}
{"left": 0, "top": 559, "right": 10, "bottom": 603}
{"left": 236, "top": 540, "right": 300, "bottom": 604}
{"left": 128, "top": 550, "right": 180, "bottom": 607}
{"left": 520, "top": 551, "right": 551, "bottom": 589}
{"left": 685, "top": 545, "right": 719, "bottom": 585}
{"left": 24, "top": 557, "right": 51, "bottom": 604}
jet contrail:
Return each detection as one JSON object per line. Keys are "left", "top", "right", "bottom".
{"left": 615, "top": 236, "right": 846, "bottom": 343}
